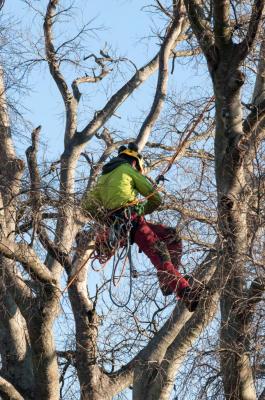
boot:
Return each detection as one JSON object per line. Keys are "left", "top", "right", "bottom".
{"left": 179, "top": 282, "right": 204, "bottom": 312}
{"left": 160, "top": 284, "right": 174, "bottom": 296}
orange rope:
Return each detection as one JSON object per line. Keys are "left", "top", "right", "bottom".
{"left": 63, "top": 96, "right": 215, "bottom": 293}
{"left": 62, "top": 250, "right": 95, "bottom": 293}
{"left": 107, "top": 96, "right": 215, "bottom": 213}
{"left": 159, "top": 95, "right": 215, "bottom": 177}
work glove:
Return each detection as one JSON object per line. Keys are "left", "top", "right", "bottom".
{"left": 134, "top": 202, "right": 146, "bottom": 216}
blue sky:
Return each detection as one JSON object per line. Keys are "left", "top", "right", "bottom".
{"left": 3, "top": 0, "right": 208, "bottom": 160}
{"left": 4, "top": 1, "right": 161, "bottom": 155}
{"left": 1, "top": 5, "right": 216, "bottom": 397}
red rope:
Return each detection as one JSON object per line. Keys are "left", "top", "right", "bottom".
{"left": 64, "top": 96, "right": 215, "bottom": 293}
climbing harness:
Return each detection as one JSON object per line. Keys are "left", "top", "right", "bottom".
{"left": 89, "top": 207, "right": 139, "bottom": 307}
{"left": 65, "top": 96, "right": 215, "bottom": 301}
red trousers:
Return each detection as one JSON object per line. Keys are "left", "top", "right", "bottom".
{"left": 133, "top": 216, "right": 189, "bottom": 297}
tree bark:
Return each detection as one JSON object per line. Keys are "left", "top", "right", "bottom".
{"left": 184, "top": 0, "right": 265, "bottom": 398}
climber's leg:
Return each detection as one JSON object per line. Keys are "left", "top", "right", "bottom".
{"left": 133, "top": 217, "right": 189, "bottom": 296}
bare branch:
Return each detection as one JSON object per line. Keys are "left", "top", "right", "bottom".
{"left": 72, "top": 70, "right": 110, "bottom": 102}
{"left": 160, "top": 200, "right": 216, "bottom": 224}
{"left": 110, "top": 251, "right": 217, "bottom": 398}
{"left": 43, "top": 0, "right": 71, "bottom": 104}
{"left": 237, "top": 0, "right": 265, "bottom": 61}
{"left": 213, "top": 0, "right": 232, "bottom": 47}
{"left": 76, "top": 31, "right": 188, "bottom": 147}
{"left": 38, "top": 225, "right": 72, "bottom": 273}
{"left": 0, "top": 238, "right": 55, "bottom": 284}
{"left": 245, "top": 277, "right": 265, "bottom": 308}
{"left": 243, "top": 98, "right": 265, "bottom": 135}
{"left": 16, "top": 212, "right": 58, "bottom": 234}
{"left": 184, "top": 0, "right": 215, "bottom": 64}
{"left": 171, "top": 46, "right": 201, "bottom": 58}
{"left": 136, "top": 6, "right": 187, "bottom": 151}
{"left": 0, "top": 375, "right": 24, "bottom": 400}
{"left": 26, "top": 126, "right": 42, "bottom": 213}
{"left": 155, "top": 0, "right": 174, "bottom": 19}
{"left": 75, "top": 54, "right": 160, "bottom": 144}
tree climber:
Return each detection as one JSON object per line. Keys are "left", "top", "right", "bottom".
{"left": 82, "top": 142, "right": 202, "bottom": 311}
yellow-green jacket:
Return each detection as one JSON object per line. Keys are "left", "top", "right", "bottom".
{"left": 82, "top": 158, "right": 162, "bottom": 217}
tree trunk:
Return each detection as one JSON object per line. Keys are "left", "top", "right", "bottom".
{"left": 28, "top": 291, "right": 60, "bottom": 400}
{"left": 213, "top": 65, "right": 256, "bottom": 399}
{"left": 0, "top": 273, "right": 34, "bottom": 399}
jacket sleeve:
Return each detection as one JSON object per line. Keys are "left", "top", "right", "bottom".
{"left": 130, "top": 167, "right": 162, "bottom": 215}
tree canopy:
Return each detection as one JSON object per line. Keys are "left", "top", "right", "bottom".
{"left": 0, "top": 1, "right": 264, "bottom": 400}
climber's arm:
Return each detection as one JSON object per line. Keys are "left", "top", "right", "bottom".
{"left": 130, "top": 167, "right": 162, "bottom": 215}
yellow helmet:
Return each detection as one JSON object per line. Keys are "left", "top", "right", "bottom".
{"left": 118, "top": 143, "right": 144, "bottom": 173}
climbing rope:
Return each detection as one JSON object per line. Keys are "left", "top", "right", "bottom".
{"left": 64, "top": 209, "right": 136, "bottom": 306}
{"left": 108, "top": 207, "right": 138, "bottom": 307}
{"left": 109, "top": 228, "right": 132, "bottom": 307}
{"left": 64, "top": 96, "right": 215, "bottom": 298}
{"left": 155, "top": 95, "right": 215, "bottom": 184}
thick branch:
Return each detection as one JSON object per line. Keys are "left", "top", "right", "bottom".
{"left": 141, "top": 292, "right": 219, "bottom": 400}
{"left": 2, "top": 264, "right": 33, "bottom": 315}
{"left": 136, "top": 6, "right": 187, "bottom": 150}
{"left": 26, "top": 125, "right": 41, "bottom": 200}
{"left": 44, "top": 0, "right": 70, "bottom": 104}
{"left": 25, "top": 126, "right": 71, "bottom": 272}
{"left": 252, "top": 38, "right": 265, "bottom": 105}
{"left": 75, "top": 31, "right": 186, "bottom": 147}
{"left": 243, "top": 98, "right": 265, "bottom": 135}
{"left": 67, "top": 246, "right": 101, "bottom": 399}
{"left": 0, "top": 67, "right": 25, "bottom": 219}
{"left": 184, "top": 0, "right": 215, "bottom": 63}
{"left": 44, "top": 1, "right": 78, "bottom": 145}
{"left": 213, "top": 0, "right": 231, "bottom": 47}
{"left": 38, "top": 225, "right": 72, "bottom": 273}
{"left": 237, "top": 0, "right": 265, "bottom": 62}
{"left": 0, "top": 238, "right": 55, "bottom": 284}
{"left": 0, "top": 375, "right": 24, "bottom": 400}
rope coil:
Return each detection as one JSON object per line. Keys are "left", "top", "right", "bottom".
{"left": 64, "top": 96, "right": 215, "bottom": 301}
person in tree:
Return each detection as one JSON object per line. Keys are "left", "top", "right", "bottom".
{"left": 83, "top": 142, "right": 202, "bottom": 311}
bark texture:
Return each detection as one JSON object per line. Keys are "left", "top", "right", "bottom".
{"left": 184, "top": 0, "right": 265, "bottom": 399}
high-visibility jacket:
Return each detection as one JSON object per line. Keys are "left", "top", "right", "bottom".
{"left": 82, "top": 161, "right": 162, "bottom": 217}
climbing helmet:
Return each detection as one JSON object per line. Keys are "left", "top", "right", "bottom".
{"left": 118, "top": 142, "right": 144, "bottom": 173}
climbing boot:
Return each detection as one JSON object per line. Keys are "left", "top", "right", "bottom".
{"left": 179, "top": 281, "right": 204, "bottom": 312}
{"left": 160, "top": 284, "right": 174, "bottom": 296}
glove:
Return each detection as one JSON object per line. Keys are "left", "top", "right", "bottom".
{"left": 134, "top": 202, "right": 146, "bottom": 216}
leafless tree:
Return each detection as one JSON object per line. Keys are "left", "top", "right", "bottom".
{"left": 0, "top": 1, "right": 264, "bottom": 400}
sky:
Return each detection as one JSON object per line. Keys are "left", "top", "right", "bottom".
{"left": 2, "top": 0, "right": 212, "bottom": 300}
{"left": 3, "top": 0, "right": 208, "bottom": 160}
{"left": 3, "top": 0, "right": 162, "bottom": 156}
{"left": 2, "top": 0, "right": 212, "bottom": 298}
{"left": 0, "top": 3, "right": 215, "bottom": 398}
